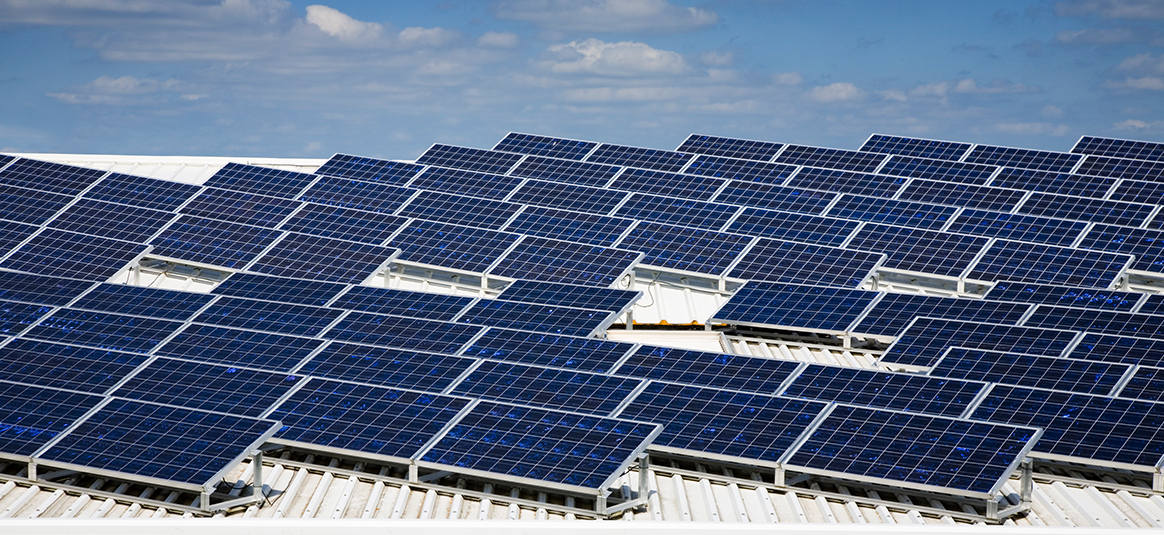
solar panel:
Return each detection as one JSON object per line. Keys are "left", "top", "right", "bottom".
{"left": 896, "top": 179, "right": 1026, "bottom": 212}
{"left": 449, "top": 361, "right": 642, "bottom": 415}
{"left": 684, "top": 155, "right": 797, "bottom": 183}
{"left": 773, "top": 145, "right": 885, "bottom": 173}
{"left": 3, "top": 229, "right": 149, "bottom": 281}
{"left": 417, "top": 401, "right": 659, "bottom": 491}
{"left": 965, "top": 145, "right": 1081, "bottom": 173}
{"left": 325, "top": 312, "right": 482, "bottom": 353}
{"left": 852, "top": 293, "right": 1032, "bottom": 338}
{"left": 48, "top": 199, "right": 175, "bottom": 242}
{"left": 612, "top": 344, "right": 803, "bottom": 393}
{"left": 70, "top": 283, "right": 215, "bottom": 320}
{"left": 879, "top": 155, "right": 996, "bottom": 184}
{"left": 826, "top": 195, "right": 958, "bottom": 230}
{"left": 416, "top": 144, "right": 524, "bottom": 174}
{"left": 112, "top": 357, "right": 302, "bottom": 417}
{"left": 409, "top": 167, "right": 525, "bottom": 200}
{"left": 728, "top": 239, "right": 885, "bottom": 287}
{"left": 0, "top": 339, "right": 148, "bottom": 394}
{"left": 496, "top": 279, "right": 640, "bottom": 312}
{"left": 1074, "top": 136, "right": 1164, "bottom": 162}
{"left": 0, "top": 222, "right": 57, "bottom": 260}
{"left": 879, "top": 318, "right": 1078, "bottom": 368}
{"left": 1016, "top": 192, "right": 1153, "bottom": 227}
{"left": 458, "top": 299, "right": 611, "bottom": 336}
{"left": 783, "top": 167, "right": 907, "bottom": 197}
{"left": 150, "top": 215, "right": 283, "bottom": 269}
{"left": 782, "top": 364, "right": 986, "bottom": 417}
{"left": 0, "top": 158, "right": 106, "bottom": 195}
{"left": 507, "top": 156, "right": 619, "bottom": 187}
{"left": 1137, "top": 294, "right": 1164, "bottom": 315}
{"left": 1067, "top": 333, "right": 1164, "bottom": 367}
{"left": 297, "top": 176, "right": 415, "bottom": 213}
{"left": 0, "top": 300, "right": 53, "bottom": 336}
{"left": 845, "top": 224, "right": 990, "bottom": 278}
{"left": 194, "top": 296, "right": 345, "bottom": 337}
{"left": 180, "top": 188, "right": 302, "bottom": 228}
{"left": 613, "top": 193, "right": 738, "bottom": 230}
{"left": 490, "top": 236, "right": 641, "bottom": 286}
{"left": 1024, "top": 305, "right": 1164, "bottom": 341}
{"left": 387, "top": 220, "right": 520, "bottom": 273}
{"left": 331, "top": 286, "right": 474, "bottom": 320}
{"left": 39, "top": 397, "right": 278, "bottom": 488}
{"left": 493, "top": 133, "right": 597, "bottom": 160}
{"left": 1075, "top": 155, "right": 1164, "bottom": 182}
{"left": 989, "top": 168, "right": 1115, "bottom": 198}
{"left": 1077, "top": 224, "right": 1164, "bottom": 273}
{"left": 677, "top": 134, "right": 785, "bottom": 161}
{"left": 0, "top": 272, "right": 94, "bottom": 307}
{"left": 507, "top": 179, "right": 629, "bottom": 214}
{"left": 984, "top": 280, "right": 1140, "bottom": 312}
{"left": 296, "top": 342, "right": 477, "bottom": 392}
{"left": 584, "top": 143, "right": 692, "bottom": 172}
{"left": 1116, "top": 366, "right": 1164, "bottom": 402}
{"left": 709, "top": 282, "right": 877, "bottom": 333}
{"left": 1109, "top": 179, "right": 1164, "bottom": 205}
{"left": 248, "top": 233, "right": 398, "bottom": 284}
{"left": 966, "top": 239, "right": 1132, "bottom": 287}
{"left": 0, "top": 154, "right": 12, "bottom": 167}
{"left": 203, "top": 162, "right": 317, "bottom": 198}
{"left": 0, "top": 381, "right": 105, "bottom": 457}
{"left": 726, "top": 208, "right": 860, "bottom": 246}
{"left": 23, "top": 308, "right": 182, "bottom": 352}
{"left": 945, "top": 209, "right": 1088, "bottom": 247}
{"left": 279, "top": 203, "right": 408, "bottom": 244}
{"left": 461, "top": 329, "right": 634, "bottom": 373}
{"left": 616, "top": 382, "right": 826, "bottom": 464}
{"left": 0, "top": 184, "right": 73, "bottom": 224}
{"left": 397, "top": 190, "right": 522, "bottom": 229}
{"left": 268, "top": 378, "right": 471, "bottom": 460}
{"left": 616, "top": 222, "right": 752, "bottom": 275}
{"left": 931, "top": 347, "right": 1128, "bottom": 395}
{"left": 156, "top": 324, "right": 323, "bottom": 371}
{"left": 83, "top": 173, "right": 202, "bottom": 212}
{"left": 711, "top": 180, "right": 836, "bottom": 214}
{"left": 609, "top": 168, "right": 725, "bottom": 201}
{"left": 212, "top": 273, "right": 347, "bottom": 306}
{"left": 860, "top": 134, "right": 972, "bottom": 160}
{"left": 314, "top": 154, "right": 425, "bottom": 184}
{"left": 504, "top": 205, "right": 633, "bottom": 246}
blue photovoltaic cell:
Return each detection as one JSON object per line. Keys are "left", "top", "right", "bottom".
{"left": 970, "top": 385, "right": 1164, "bottom": 468}
{"left": 180, "top": 188, "right": 302, "bottom": 227}
{"left": 826, "top": 195, "right": 957, "bottom": 230}
{"left": 984, "top": 280, "right": 1140, "bottom": 312}
{"left": 325, "top": 312, "right": 482, "bottom": 353}
{"left": 609, "top": 168, "right": 725, "bottom": 201}
{"left": 783, "top": 364, "right": 985, "bottom": 417}
{"left": 1109, "top": 180, "right": 1164, "bottom": 205}
{"left": 783, "top": 167, "right": 907, "bottom": 197}
{"left": 965, "top": 145, "right": 1081, "bottom": 173}
{"left": 945, "top": 209, "right": 1088, "bottom": 247}
{"left": 1077, "top": 224, "right": 1164, "bottom": 273}
{"left": 387, "top": 220, "right": 519, "bottom": 273}
{"left": 461, "top": 329, "right": 634, "bottom": 373}
{"left": 504, "top": 206, "right": 633, "bottom": 246}
{"left": 931, "top": 347, "right": 1127, "bottom": 395}
{"left": 112, "top": 357, "right": 302, "bottom": 417}
{"left": 458, "top": 299, "right": 609, "bottom": 336}
{"left": 774, "top": 145, "right": 885, "bottom": 173}
{"left": 70, "top": 284, "right": 215, "bottom": 320}
{"left": 203, "top": 162, "right": 317, "bottom": 198}
{"left": 677, "top": 134, "right": 785, "bottom": 161}
{"left": 879, "top": 155, "right": 996, "bottom": 184}
{"left": 0, "top": 159, "right": 106, "bottom": 195}
{"left": 860, "top": 134, "right": 972, "bottom": 160}
{"left": 314, "top": 154, "right": 425, "bottom": 184}
{"left": 3, "top": 229, "right": 148, "bottom": 281}
{"left": 23, "top": 308, "right": 182, "bottom": 353}
{"left": 0, "top": 339, "right": 148, "bottom": 393}
{"left": 897, "top": 179, "right": 1026, "bottom": 212}
{"left": 194, "top": 296, "right": 345, "bottom": 337}
{"left": 989, "top": 168, "right": 1115, "bottom": 198}
{"left": 156, "top": 324, "right": 323, "bottom": 371}
{"left": 39, "top": 398, "right": 277, "bottom": 487}
{"left": 1017, "top": 192, "right": 1153, "bottom": 227}
{"left": 1024, "top": 305, "right": 1164, "bottom": 341}
{"left": 497, "top": 279, "right": 639, "bottom": 312}
{"left": 491, "top": 236, "right": 641, "bottom": 287}
{"left": 617, "top": 382, "right": 826, "bottom": 463}
{"left": 397, "top": 190, "right": 522, "bottom": 229}
{"left": 508, "top": 156, "right": 619, "bottom": 187}
{"left": 212, "top": 273, "right": 348, "bottom": 307}
{"left": 298, "top": 176, "right": 415, "bottom": 213}
{"left": 613, "top": 193, "right": 738, "bottom": 230}
{"left": 729, "top": 239, "right": 884, "bottom": 287}
{"left": 331, "top": 286, "right": 474, "bottom": 321}
{"left": 1137, "top": 294, "right": 1164, "bottom": 316}
{"left": 0, "top": 381, "right": 105, "bottom": 457}
{"left": 1075, "top": 155, "right": 1164, "bottom": 182}
{"left": 710, "top": 283, "right": 877, "bottom": 332}
{"left": 845, "top": 224, "right": 989, "bottom": 278}
{"left": 0, "top": 221, "right": 46, "bottom": 260}
{"left": 0, "top": 184, "right": 73, "bottom": 225}
{"left": 712, "top": 180, "right": 836, "bottom": 214}
{"left": 83, "top": 173, "right": 201, "bottom": 212}
{"left": 280, "top": 203, "right": 407, "bottom": 244}
{"left": 418, "top": 400, "right": 659, "bottom": 490}
{"left": 48, "top": 199, "right": 174, "bottom": 242}
{"left": 507, "top": 179, "right": 628, "bottom": 214}
{"left": 409, "top": 167, "right": 525, "bottom": 200}
{"left": 1068, "top": 333, "right": 1164, "bottom": 368}
{"left": 786, "top": 405, "right": 1036, "bottom": 494}
{"left": 726, "top": 208, "right": 860, "bottom": 246}
{"left": 1074, "top": 136, "right": 1164, "bottom": 162}
{"left": 613, "top": 344, "right": 802, "bottom": 393}
{"left": 1118, "top": 367, "right": 1164, "bottom": 402}
{"left": 493, "top": 133, "right": 597, "bottom": 161}
{"left": 150, "top": 215, "right": 283, "bottom": 269}
{"left": 248, "top": 233, "right": 398, "bottom": 284}
{"left": 966, "top": 240, "right": 1132, "bottom": 287}
{"left": 617, "top": 222, "right": 752, "bottom": 275}
{"left": 416, "top": 144, "right": 524, "bottom": 175}
{"left": 879, "top": 318, "right": 1078, "bottom": 368}
{"left": 683, "top": 155, "right": 797, "bottom": 184}
{"left": 852, "top": 293, "right": 1032, "bottom": 338}
{"left": 0, "top": 272, "right": 94, "bottom": 307}
{"left": 0, "top": 154, "right": 12, "bottom": 166}
{"left": 0, "top": 300, "right": 55, "bottom": 336}
{"left": 450, "top": 361, "right": 642, "bottom": 416}
{"left": 584, "top": 143, "right": 692, "bottom": 173}
{"left": 296, "top": 343, "right": 477, "bottom": 392}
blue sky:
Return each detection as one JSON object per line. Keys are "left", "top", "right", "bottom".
{"left": 1, "top": 0, "right": 1163, "bottom": 159}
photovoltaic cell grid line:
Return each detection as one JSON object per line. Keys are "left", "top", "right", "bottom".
{"left": 0, "top": 339, "right": 148, "bottom": 394}
{"left": 457, "top": 299, "right": 610, "bottom": 337}
{"left": 493, "top": 133, "right": 597, "bottom": 161}
{"left": 0, "top": 185, "right": 78, "bottom": 225}
{"left": 0, "top": 300, "right": 53, "bottom": 336}
{"left": 0, "top": 158, "right": 106, "bottom": 195}
{"left": 507, "top": 156, "right": 619, "bottom": 188}
{"left": 331, "top": 285, "right": 474, "bottom": 321}
{"left": 449, "top": 361, "right": 642, "bottom": 416}
{"left": 879, "top": 155, "right": 997, "bottom": 184}
{"left": 613, "top": 345, "right": 803, "bottom": 393}
{"left": 150, "top": 215, "right": 283, "bottom": 270}
{"left": 896, "top": 180, "right": 1026, "bottom": 212}
{"left": 965, "top": 145, "right": 1081, "bottom": 173}
{"left": 247, "top": 233, "right": 398, "bottom": 284}
{"left": 23, "top": 308, "right": 182, "bottom": 353}
{"left": 0, "top": 381, "right": 105, "bottom": 457}
{"left": 504, "top": 206, "right": 633, "bottom": 246}
{"left": 1017, "top": 192, "right": 1154, "bottom": 227}
{"left": 860, "top": 135, "right": 972, "bottom": 161}
{"left": 1138, "top": 294, "right": 1164, "bottom": 315}
{"left": 279, "top": 203, "right": 408, "bottom": 244}
{"left": 774, "top": 145, "right": 885, "bottom": 173}
{"left": 0, "top": 272, "right": 94, "bottom": 307}
{"left": 782, "top": 364, "right": 985, "bottom": 417}
{"left": 297, "top": 176, "right": 415, "bottom": 213}
{"left": 1024, "top": 305, "right": 1164, "bottom": 341}
{"left": 415, "top": 144, "right": 524, "bottom": 175}
{"left": 0, "top": 222, "right": 61, "bottom": 264}
{"left": 966, "top": 240, "right": 1133, "bottom": 287}
{"left": 70, "top": 283, "right": 215, "bottom": 320}
{"left": 608, "top": 168, "right": 725, "bottom": 201}
{"left": 930, "top": 347, "right": 1128, "bottom": 396}
{"left": 684, "top": 155, "right": 797, "bottom": 184}
{"left": 111, "top": 357, "right": 301, "bottom": 417}
{"left": 48, "top": 199, "right": 175, "bottom": 243}
{"left": 490, "top": 236, "right": 642, "bottom": 287}
{"left": 1110, "top": 180, "right": 1164, "bottom": 206}
{"left": 203, "top": 162, "right": 317, "bottom": 198}
{"left": 711, "top": 180, "right": 836, "bottom": 214}
{"left": 462, "top": 329, "right": 634, "bottom": 374}
{"left": 409, "top": 167, "right": 525, "bottom": 200}
{"left": 1076, "top": 155, "right": 1164, "bottom": 182}
{"left": 180, "top": 188, "right": 302, "bottom": 227}
{"left": 613, "top": 193, "right": 738, "bottom": 230}
{"left": 497, "top": 279, "right": 640, "bottom": 312}
{"left": 989, "top": 168, "right": 1115, "bottom": 198}
{"left": 845, "top": 224, "right": 989, "bottom": 278}
{"left": 2, "top": 229, "right": 149, "bottom": 281}
{"left": 617, "top": 222, "right": 752, "bottom": 276}
{"left": 677, "top": 134, "right": 784, "bottom": 161}
{"left": 584, "top": 143, "right": 692, "bottom": 173}
{"left": 983, "top": 280, "right": 1140, "bottom": 312}
{"left": 397, "top": 190, "right": 522, "bottom": 229}
{"left": 852, "top": 293, "right": 1032, "bottom": 338}
{"left": 728, "top": 239, "right": 885, "bottom": 288}
{"left": 1068, "top": 333, "right": 1164, "bottom": 368}
{"left": 1119, "top": 367, "right": 1164, "bottom": 402}
{"left": 507, "top": 179, "right": 628, "bottom": 214}
{"left": 784, "top": 167, "right": 907, "bottom": 197}
{"left": 826, "top": 195, "right": 958, "bottom": 230}
{"left": 83, "top": 173, "right": 201, "bottom": 212}
{"left": 879, "top": 318, "right": 1078, "bottom": 368}
{"left": 212, "top": 273, "right": 347, "bottom": 307}
{"left": 946, "top": 210, "right": 1088, "bottom": 247}
{"left": 1078, "top": 224, "right": 1164, "bottom": 273}
{"left": 726, "top": 208, "right": 860, "bottom": 246}
{"left": 296, "top": 343, "right": 477, "bottom": 392}
{"left": 325, "top": 312, "right": 483, "bottom": 354}
{"left": 314, "top": 155, "right": 425, "bottom": 184}
{"left": 711, "top": 283, "right": 876, "bottom": 333}
{"left": 387, "top": 220, "right": 519, "bottom": 274}
{"left": 194, "top": 296, "right": 344, "bottom": 337}
{"left": 1074, "top": 136, "right": 1164, "bottom": 162}
{"left": 156, "top": 324, "right": 324, "bottom": 372}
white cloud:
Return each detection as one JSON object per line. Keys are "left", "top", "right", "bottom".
{"left": 1056, "top": 0, "right": 1164, "bottom": 19}
{"left": 495, "top": 0, "right": 718, "bottom": 33}
{"left": 1055, "top": 28, "right": 1145, "bottom": 44}
{"left": 808, "top": 82, "right": 863, "bottom": 103}
{"left": 773, "top": 72, "right": 803, "bottom": 86}
{"left": 305, "top": 4, "right": 383, "bottom": 44}
{"left": 1114, "top": 119, "right": 1164, "bottom": 130}
{"left": 1118, "top": 53, "right": 1164, "bottom": 74}
{"left": 700, "top": 50, "right": 733, "bottom": 67}
{"left": 880, "top": 89, "right": 908, "bottom": 102}
{"left": 478, "top": 31, "right": 519, "bottom": 48}
{"left": 398, "top": 26, "right": 458, "bottom": 48}
{"left": 1041, "top": 105, "right": 1065, "bottom": 118}
{"left": 541, "top": 39, "right": 687, "bottom": 76}
{"left": 1104, "top": 76, "right": 1164, "bottom": 90}
{"left": 994, "top": 122, "right": 1071, "bottom": 136}
{"left": 48, "top": 75, "right": 181, "bottom": 104}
